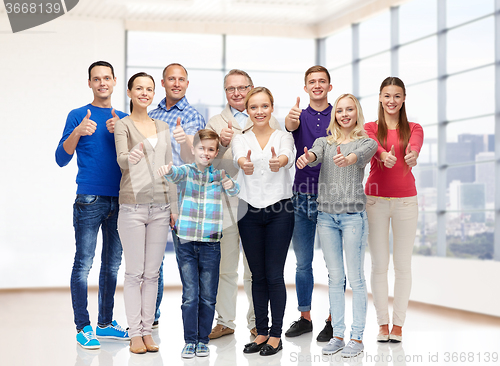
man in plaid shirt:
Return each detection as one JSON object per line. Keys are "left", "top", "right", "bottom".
{"left": 157, "top": 129, "right": 239, "bottom": 358}
{"left": 148, "top": 63, "right": 206, "bottom": 328}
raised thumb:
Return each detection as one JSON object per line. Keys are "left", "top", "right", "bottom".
{"left": 246, "top": 150, "right": 252, "bottom": 162}
{"left": 111, "top": 108, "right": 117, "bottom": 117}
{"left": 139, "top": 142, "right": 144, "bottom": 151}
{"left": 86, "top": 109, "right": 91, "bottom": 119}
{"left": 176, "top": 117, "right": 181, "bottom": 127}
{"left": 304, "top": 146, "right": 309, "bottom": 157}
{"left": 406, "top": 143, "right": 411, "bottom": 154}
{"left": 295, "top": 96, "right": 300, "bottom": 108}
{"left": 228, "top": 121, "right": 233, "bottom": 130}
{"left": 337, "top": 145, "right": 341, "bottom": 155}
{"left": 271, "top": 146, "right": 277, "bottom": 158}
{"left": 220, "top": 169, "right": 226, "bottom": 180}
{"left": 390, "top": 145, "right": 395, "bottom": 155}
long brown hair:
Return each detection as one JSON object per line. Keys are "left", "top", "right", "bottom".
{"left": 376, "top": 77, "right": 410, "bottom": 155}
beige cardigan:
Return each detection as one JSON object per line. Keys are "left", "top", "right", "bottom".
{"left": 114, "top": 116, "right": 178, "bottom": 213}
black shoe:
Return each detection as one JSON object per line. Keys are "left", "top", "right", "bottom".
{"left": 316, "top": 320, "right": 333, "bottom": 342}
{"left": 285, "top": 317, "right": 313, "bottom": 337}
{"left": 260, "top": 340, "right": 283, "bottom": 356}
{"left": 243, "top": 339, "right": 268, "bottom": 354}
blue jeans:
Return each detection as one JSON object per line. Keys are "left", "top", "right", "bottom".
{"left": 174, "top": 239, "right": 221, "bottom": 344}
{"left": 71, "top": 194, "right": 122, "bottom": 331}
{"left": 238, "top": 199, "right": 294, "bottom": 338}
{"left": 317, "top": 211, "right": 368, "bottom": 341}
{"left": 291, "top": 192, "right": 318, "bottom": 312}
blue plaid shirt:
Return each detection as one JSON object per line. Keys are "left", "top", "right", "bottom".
{"left": 149, "top": 96, "right": 206, "bottom": 166}
{"left": 163, "top": 163, "right": 239, "bottom": 242}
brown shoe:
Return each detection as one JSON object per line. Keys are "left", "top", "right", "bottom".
{"left": 130, "top": 336, "right": 147, "bottom": 354}
{"left": 250, "top": 327, "right": 258, "bottom": 337}
{"left": 143, "top": 335, "right": 159, "bottom": 352}
{"left": 208, "top": 324, "right": 234, "bottom": 339}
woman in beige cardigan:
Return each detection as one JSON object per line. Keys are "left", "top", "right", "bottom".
{"left": 114, "top": 72, "right": 177, "bottom": 354}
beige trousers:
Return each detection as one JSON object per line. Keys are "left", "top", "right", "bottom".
{"left": 118, "top": 203, "right": 170, "bottom": 338}
{"left": 366, "top": 196, "right": 418, "bottom": 327}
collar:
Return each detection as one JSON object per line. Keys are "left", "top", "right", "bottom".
{"left": 188, "top": 162, "right": 215, "bottom": 174}
{"left": 305, "top": 103, "right": 332, "bottom": 116}
{"left": 230, "top": 106, "right": 248, "bottom": 117}
{"left": 158, "top": 96, "right": 189, "bottom": 112}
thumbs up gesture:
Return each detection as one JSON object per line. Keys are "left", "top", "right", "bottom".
{"left": 286, "top": 97, "right": 302, "bottom": 125}
{"left": 105, "top": 108, "right": 119, "bottom": 133}
{"left": 333, "top": 145, "right": 349, "bottom": 167}
{"left": 77, "top": 109, "right": 97, "bottom": 136}
{"left": 240, "top": 150, "right": 254, "bottom": 175}
{"left": 404, "top": 143, "right": 418, "bottom": 167}
{"left": 220, "top": 120, "right": 234, "bottom": 147}
{"left": 269, "top": 146, "right": 281, "bottom": 172}
{"left": 157, "top": 161, "right": 173, "bottom": 177}
{"left": 173, "top": 117, "right": 186, "bottom": 144}
{"left": 383, "top": 145, "right": 397, "bottom": 168}
{"left": 296, "top": 146, "right": 313, "bottom": 169}
{"left": 220, "top": 169, "right": 234, "bottom": 190}
{"left": 129, "top": 142, "right": 145, "bottom": 165}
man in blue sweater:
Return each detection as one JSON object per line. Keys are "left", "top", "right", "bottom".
{"left": 55, "top": 61, "right": 129, "bottom": 349}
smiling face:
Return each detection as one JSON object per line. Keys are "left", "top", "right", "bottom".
{"left": 379, "top": 84, "right": 405, "bottom": 117}
{"left": 335, "top": 96, "right": 358, "bottom": 134}
{"left": 161, "top": 65, "right": 189, "bottom": 104}
{"left": 192, "top": 138, "right": 219, "bottom": 169}
{"left": 246, "top": 92, "right": 274, "bottom": 128}
{"left": 225, "top": 74, "right": 253, "bottom": 112}
{"left": 304, "top": 71, "right": 332, "bottom": 102}
{"left": 88, "top": 65, "right": 116, "bottom": 101}
{"left": 127, "top": 76, "right": 155, "bottom": 110}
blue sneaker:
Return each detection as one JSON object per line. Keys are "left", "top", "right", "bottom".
{"left": 77, "top": 325, "right": 101, "bottom": 349}
{"left": 181, "top": 343, "right": 196, "bottom": 358}
{"left": 96, "top": 320, "right": 130, "bottom": 340}
{"left": 196, "top": 342, "right": 210, "bottom": 357}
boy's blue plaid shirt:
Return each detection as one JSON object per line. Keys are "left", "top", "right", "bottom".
{"left": 163, "top": 163, "right": 239, "bottom": 242}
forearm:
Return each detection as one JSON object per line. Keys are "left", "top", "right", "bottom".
{"left": 180, "top": 135, "right": 195, "bottom": 164}
{"left": 62, "top": 128, "right": 82, "bottom": 155}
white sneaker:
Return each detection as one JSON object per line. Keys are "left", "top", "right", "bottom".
{"left": 341, "top": 339, "right": 364, "bottom": 358}
{"left": 322, "top": 337, "right": 345, "bottom": 355}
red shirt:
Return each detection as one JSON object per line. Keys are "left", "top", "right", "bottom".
{"left": 364, "top": 121, "right": 424, "bottom": 198}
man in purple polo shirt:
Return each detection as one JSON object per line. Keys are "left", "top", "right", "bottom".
{"left": 284, "top": 65, "right": 334, "bottom": 342}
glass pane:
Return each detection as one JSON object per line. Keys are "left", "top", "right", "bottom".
{"left": 446, "top": 66, "right": 494, "bottom": 121}
{"left": 127, "top": 31, "right": 223, "bottom": 69}
{"left": 330, "top": 64, "right": 352, "bottom": 96}
{"left": 358, "top": 52, "right": 391, "bottom": 97}
{"left": 445, "top": 210, "right": 493, "bottom": 260}
{"left": 399, "top": 0, "right": 437, "bottom": 44}
{"left": 476, "top": 155, "right": 496, "bottom": 205}
{"left": 447, "top": 17, "right": 494, "bottom": 74}
{"left": 325, "top": 27, "right": 352, "bottom": 68}
{"left": 447, "top": 0, "right": 494, "bottom": 28}
{"left": 359, "top": 11, "right": 390, "bottom": 58}
{"left": 414, "top": 211, "right": 437, "bottom": 256}
{"left": 359, "top": 95, "right": 379, "bottom": 124}
{"left": 405, "top": 80, "right": 438, "bottom": 126}
{"left": 417, "top": 124, "right": 438, "bottom": 165}
{"left": 226, "top": 36, "right": 315, "bottom": 72}
{"left": 399, "top": 37, "right": 437, "bottom": 85}
{"left": 446, "top": 116, "right": 494, "bottom": 163}
{"left": 447, "top": 164, "right": 476, "bottom": 187}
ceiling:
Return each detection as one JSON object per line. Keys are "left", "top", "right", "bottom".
{"left": 1, "top": 0, "right": 408, "bottom": 38}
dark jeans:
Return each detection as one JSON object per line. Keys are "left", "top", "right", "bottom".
{"left": 238, "top": 199, "right": 294, "bottom": 338}
{"left": 174, "top": 238, "right": 221, "bottom": 344}
{"left": 71, "top": 194, "right": 122, "bottom": 331}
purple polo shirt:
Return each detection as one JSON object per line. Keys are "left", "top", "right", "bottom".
{"left": 291, "top": 104, "right": 332, "bottom": 194}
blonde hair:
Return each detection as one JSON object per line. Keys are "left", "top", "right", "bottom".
{"left": 326, "top": 93, "right": 367, "bottom": 144}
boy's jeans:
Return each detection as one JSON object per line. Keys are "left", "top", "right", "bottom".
{"left": 174, "top": 239, "right": 221, "bottom": 344}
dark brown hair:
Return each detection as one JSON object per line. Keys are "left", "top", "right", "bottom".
{"left": 127, "top": 72, "right": 155, "bottom": 113}
{"left": 377, "top": 77, "right": 410, "bottom": 156}
{"left": 193, "top": 129, "right": 220, "bottom": 149}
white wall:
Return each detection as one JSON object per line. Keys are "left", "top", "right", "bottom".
{"left": 0, "top": 17, "right": 126, "bottom": 288}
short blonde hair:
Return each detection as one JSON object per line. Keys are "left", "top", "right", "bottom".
{"left": 326, "top": 94, "right": 367, "bottom": 144}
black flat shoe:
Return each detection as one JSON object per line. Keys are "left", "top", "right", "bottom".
{"left": 243, "top": 339, "right": 268, "bottom": 354}
{"left": 259, "top": 340, "right": 283, "bottom": 356}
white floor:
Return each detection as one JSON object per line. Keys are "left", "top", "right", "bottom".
{"left": 1, "top": 286, "right": 500, "bottom": 366}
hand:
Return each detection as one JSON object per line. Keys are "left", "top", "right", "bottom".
{"left": 173, "top": 117, "right": 187, "bottom": 144}
{"left": 296, "top": 147, "right": 311, "bottom": 169}
{"left": 383, "top": 145, "right": 397, "bottom": 168}
{"left": 77, "top": 109, "right": 97, "bottom": 136}
{"left": 269, "top": 147, "right": 281, "bottom": 172}
{"left": 220, "top": 121, "right": 234, "bottom": 147}
{"left": 404, "top": 143, "right": 418, "bottom": 167}
{"left": 287, "top": 97, "right": 302, "bottom": 124}
{"left": 242, "top": 150, "right": 254, "bottom": 175}
{"left": 105, "top": 108, "right": 119, "bottom": 133}
{"left": 129, "top": 142, "right": 145, "bottom": 165}
{"left": 157, "top": 162, "right": 173, "bottom": 177}
{"left": 220, "top": 169, "right": 234, "bottom": 190}
{"left": 333, "top": 145, "right": 348, "bottom": 167}
{"left": 170, "top": 213, "right": 178, "bottom": 229}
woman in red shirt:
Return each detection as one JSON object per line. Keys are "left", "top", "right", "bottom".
{"left": 364, "top": 77, "right": 424, "bottom": 343}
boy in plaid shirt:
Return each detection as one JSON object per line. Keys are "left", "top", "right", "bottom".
{"left": 157, "top": 129, "right": 239, "bottom": 358}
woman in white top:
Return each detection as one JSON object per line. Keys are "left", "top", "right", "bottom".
{"left": 232, "top": 87, "right": 295, "bottom": 356}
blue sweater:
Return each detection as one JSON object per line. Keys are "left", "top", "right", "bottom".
{"left": 55, "top": 104, "right": 128, "bottom": 196}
